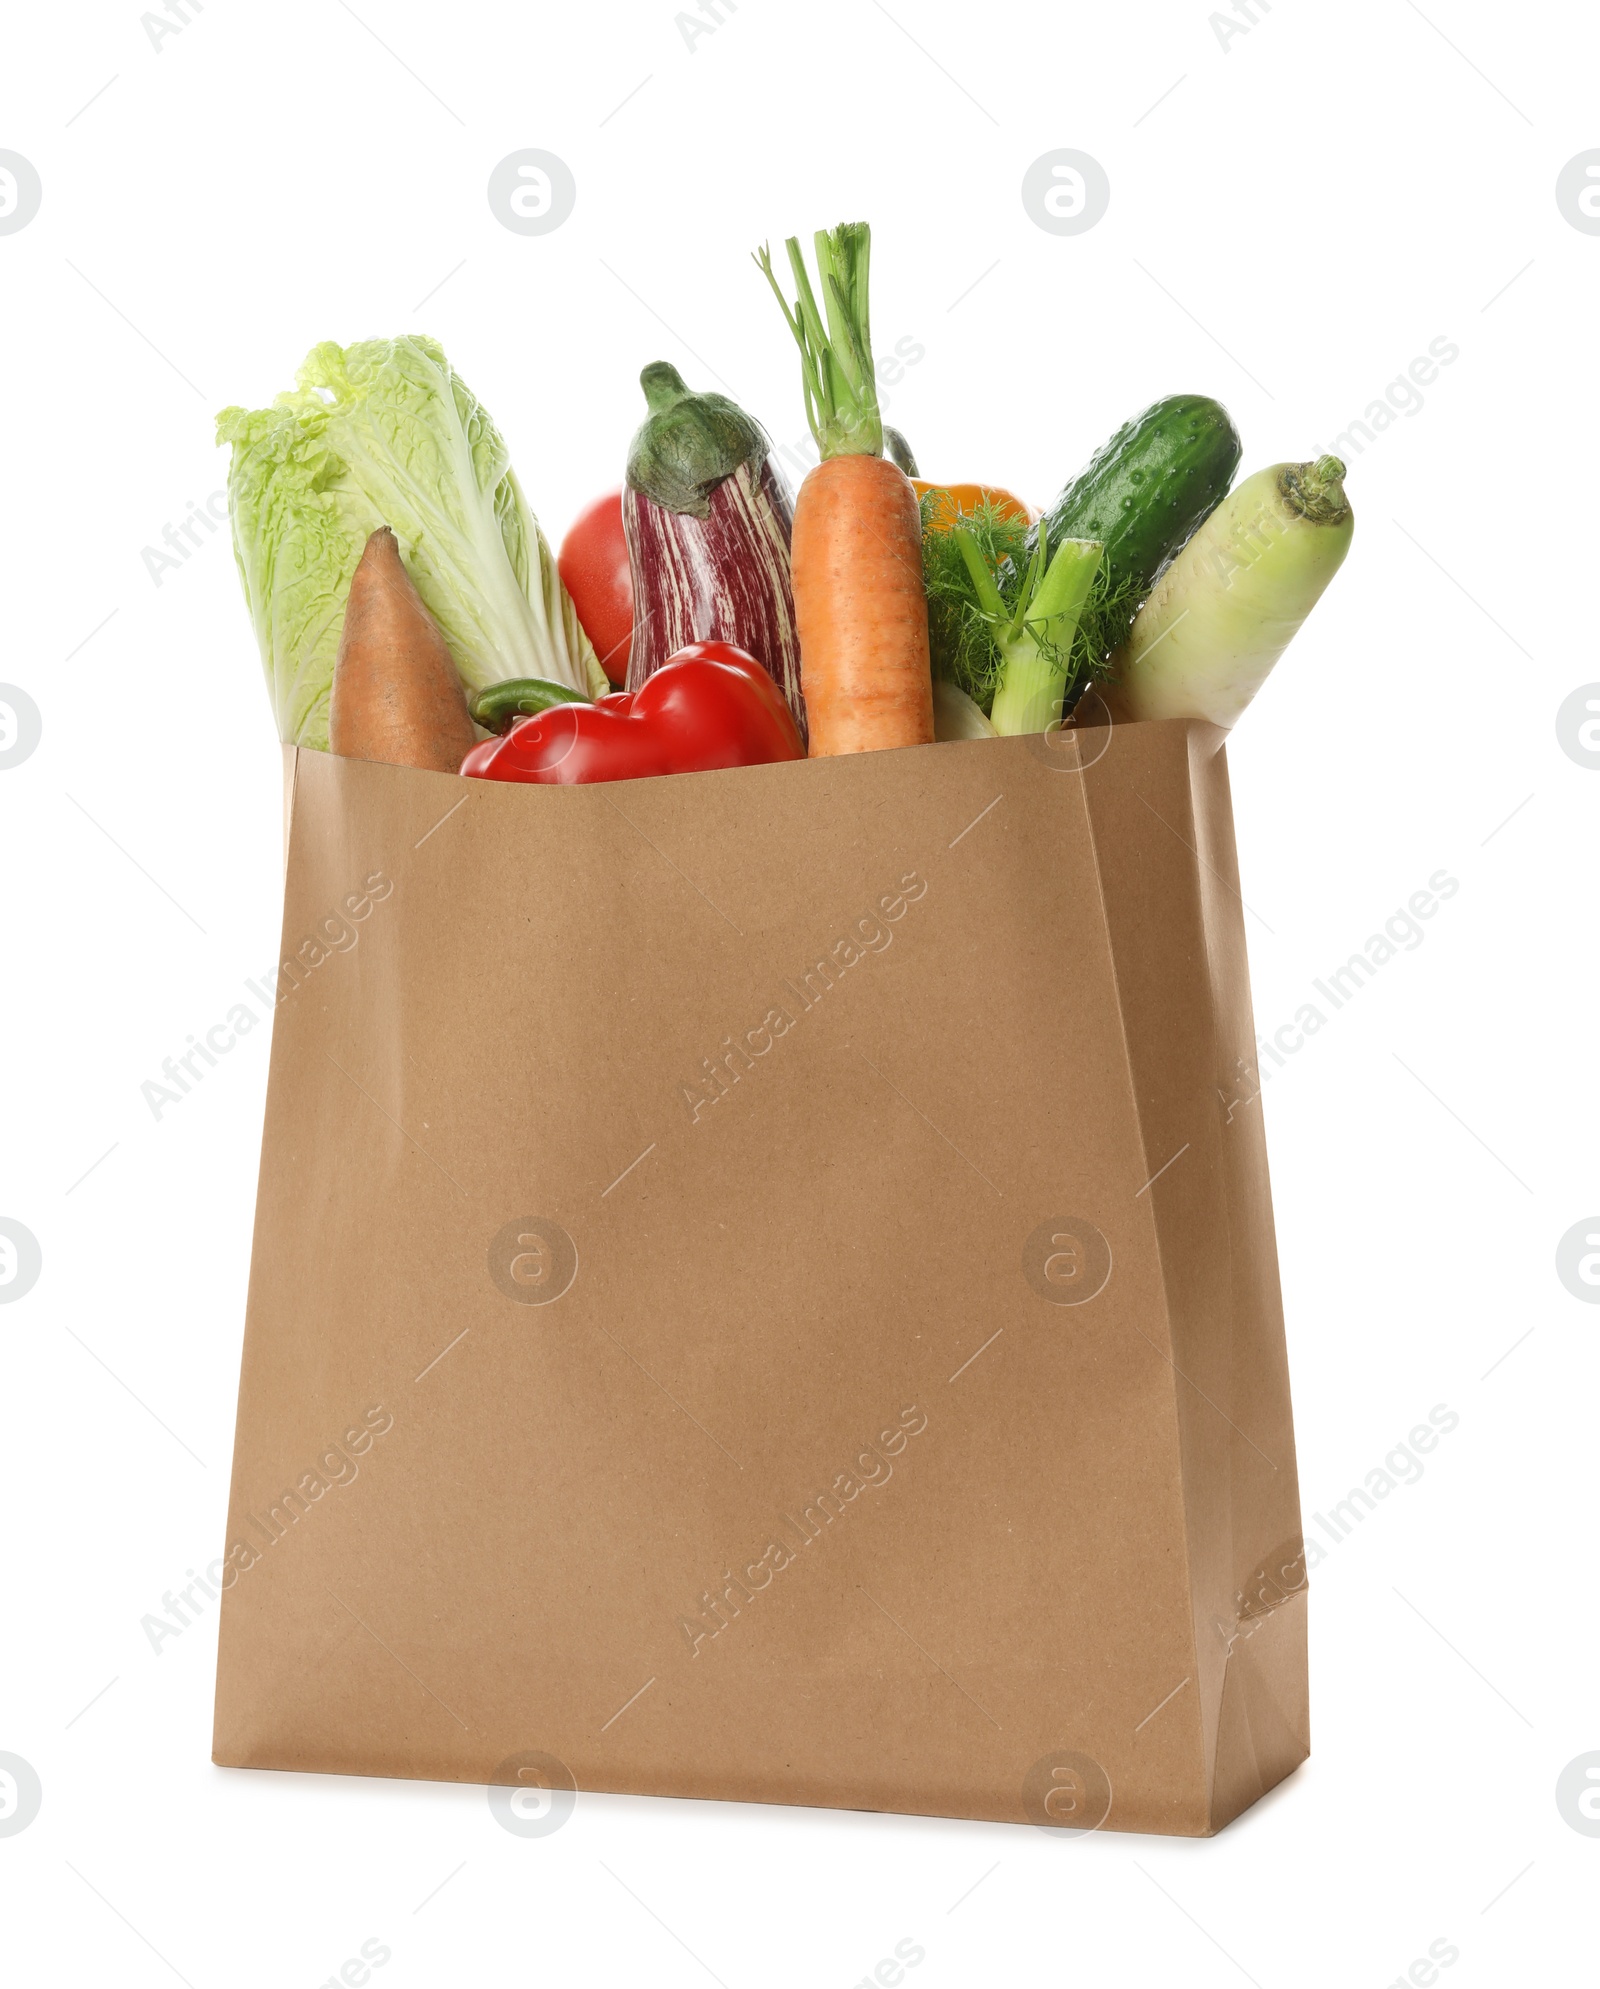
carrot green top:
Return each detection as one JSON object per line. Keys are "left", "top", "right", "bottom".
{"left": 755, "top": 223, "right": 883, "bottom": 461}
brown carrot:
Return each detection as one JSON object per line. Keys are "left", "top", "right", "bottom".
{"left": 330, "top": 527, "right": 478, "bottom": 773}
{"left": 791, "top": 454, "right": 931, "bottom": 756}
{"left": 756, "top": 223, "right": 934, "bottom": 758}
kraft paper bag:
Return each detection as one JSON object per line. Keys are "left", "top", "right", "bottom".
{"left": 213, "top": 718, "right": 1307, "bottom": 1837}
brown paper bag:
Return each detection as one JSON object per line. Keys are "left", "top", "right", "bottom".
{"left": 214, "top": 718, "right": 1307, "bottom": 1837}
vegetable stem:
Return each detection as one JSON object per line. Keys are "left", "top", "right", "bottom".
{"left": 639, "top": 361, "right": 694, "bottom": 417}
{"left": 953, "top": 525, "right": 1008, "bottom": 621}
{"left": 471, "top": 676, "right": 591, "bottom": 735}
{"left": 755, "top": 224, "right": 883, "bottom": 459}
{"left": 1282, "top": 453, "right": 1349, "bottom": 524}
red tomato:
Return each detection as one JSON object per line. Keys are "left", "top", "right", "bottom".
{"left": 558, "top": 490, "right": 634, "bottom": 686}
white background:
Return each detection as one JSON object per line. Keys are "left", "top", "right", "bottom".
{"left": 3, "top": 0, "right": 1597, "bottom": 1982}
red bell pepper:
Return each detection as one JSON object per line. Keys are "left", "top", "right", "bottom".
{"left": 460, "top": 642, "right": 804, "bottom": 786}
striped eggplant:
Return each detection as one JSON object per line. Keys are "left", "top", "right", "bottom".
{"left": 622, "top": 362, "right": 805, "bottom": 741}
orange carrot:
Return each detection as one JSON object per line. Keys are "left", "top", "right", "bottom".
{"left": 756, "top": 223, "right": 934, "bottom": 758}
{"left": 791, "top": 454, "right": 932, "bottom": 756}
{"left": 330, "top": 527, "right": 478, "bottom": 773}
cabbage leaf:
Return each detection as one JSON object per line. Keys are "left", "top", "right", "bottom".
{"left": 217, "top": 336, "right": 603, "bottom": 750}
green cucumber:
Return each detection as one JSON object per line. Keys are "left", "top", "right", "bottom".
{"left": 1035, "top": 393, "right": 1241, "bottom": 681}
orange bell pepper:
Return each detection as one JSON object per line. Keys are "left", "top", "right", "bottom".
{"left": 912, "top": 480, "right": 1040, "bottom": 533}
